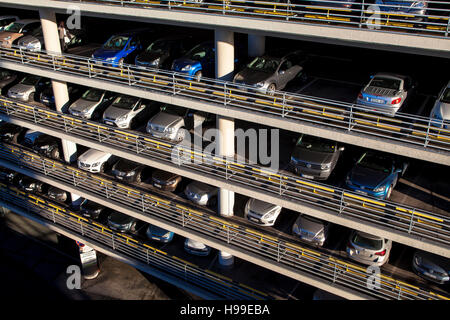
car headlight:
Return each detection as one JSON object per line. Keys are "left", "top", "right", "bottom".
{"left": 373, "top": 185, "right": 387, "bottom": 192}
{"left": 167, "top": 179, "right": 177, "bottom": 185}
{"left": 264, "top": 210, "right": 277, "bottom": 220}
{"left": 200, "top": 194, "right": 208, "bottom": 203}
{"left": 167, "top": 127, "right": 176, "bottom": 133}
{"left": 117, "top": 114, "right": 128, "bottom": 122}
{"left": 92, "top": 162, "right": 101, "bottom": 167}
{"left": 151, "top": 58, "right": 160, "bottom": 66}
{"left": 321, "top": 163, "right": 331, "bottom": 170}
{"left": 126, "top": 170, "right": 135, "bottom": 177}
{"left": 256, "top": 82, "right": 265, "bottom": 87}
{"left": 105, "top": 57, "right": 116, "bottom": 61}
{"left": 181, "top": 65, "right": 191, "bottom": 71}
{"left": 28, "top": 42, "right": 41, "bottom": 51}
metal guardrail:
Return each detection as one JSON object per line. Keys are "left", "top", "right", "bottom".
{"left": 0, "top": 183, "right": 269, "bottom": 300}
{"left": 62, "top": 0, "right": 450, "bottom": 38}
{"left": 0, "top": 46, "right": 449, "bottom": 156}
{"left": 0, "top": 97, "right": 449, "bottom": 249}
{"left": 0, "top": 142, "right": 449, "bottom": 300}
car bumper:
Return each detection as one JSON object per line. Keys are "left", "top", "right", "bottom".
{"left": 245, "top": 213, "right": 276, "bottom": 227}
{"left": 148, "top": 234, "right": 174, "bottom": 243}
{"left": 186, "top": 195, "right": 209, "bottom": 206}
{"left": 357, "top": 98, "right": 400, "bottom": 116}
{"left": 70, "top": 110, "right": 92, "bottom": 119}
{"left": 346, "top": 183, "right": 387, "bottom": 199}
{"left": 78, "top": 162, "right": 102, "bottom": 173}
{"left": 8, "top": 92, "right": 28, "bottom": 101}
{"left": 292, "top": 165, "right": 331, "bottom": 180}
{"left": 103, "top": 119, "right": 130, "bottom": 129}
{"left": 113, "top": 174, "right": 136, "bottom": 182}
{"left": 347, "top": 249, "right": 388, "bottom": 266}
{"left": 184, "top": 246, "right": 210, "bottom": 256}
{"left": 147, "top": 129, "right": 178, "bottom": 141}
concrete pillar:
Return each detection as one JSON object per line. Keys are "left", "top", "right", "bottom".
{"left": 215, "top": 29, "right": 235, "bottom": 268}
{"left": 248, "top": 34, "right": 265, "bottom": 58}
{"left": 39, "top": 9, "right": 80, "bottom": 207}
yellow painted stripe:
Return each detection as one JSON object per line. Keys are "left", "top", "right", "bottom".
{"left": 172, "top": 256, "right": 197, "bottom": 267}
{"left": 344, "top": 192, "right": 386, "bottom": 207}
{"left": 413, "top": 212, "right": 443, "bottom": 223}
{"left": 143, "top": 243, "right": 167, "bottom": 255}
{"left": 86, "top": 122, "right": 108, "bottom": 130}
{"left": 206, "top": 269, "right": 232, "bottom": 282}
{"left": 245, "top": 229, "right": 277, "bottom": 242}
{"left": 296, "top": 180, "right": 335, "bottom": 193}
{"left": 304, "top": 14, "right": 350, "bottom": 22}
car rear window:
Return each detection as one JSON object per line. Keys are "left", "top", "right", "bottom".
{"left": 370, "top": 77, "right": 401, "bottom": 90}
{"left": 352, "top": 233, "right": 383, "bottom": 250}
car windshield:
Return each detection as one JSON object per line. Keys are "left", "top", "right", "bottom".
{"left": 111, "top": 96, "right": 138, "bottom": 109}
{"left": 352, "top": 233, "right": 383, "bottom": 250}
{"left": 82, "top": 89, "right": 104, "bottom": 102}
{"left": 440, "top": 88, "right": 450, "bottom": 103}
{"left": 247, "top": 57, "right": 280, "bottom": 74}
{"left": 4, "top": 22, "right": 24, "bottom": 33}
{"left": 357, "top": 153, "right": 392, "bottom": 173}
{"left": 0, "top": 70, "right": 12, "bottom": 78}
{"left": 370, "top": 77, "right": 401, "bottom": 90}
{"left": 103, "top": 35, "right": 129, "bottom": 50}
{"left": 296, "top": 135, "right": 336, "bottom": 153}
{"left": 19, "top": 75, "right": 40, "bottom": 86}
{"left": 186, "top": 44, "right": 211, "bottom": 61}
{"left": 146, "top": 39, "right": 170, "bottom": 54}
{"left": 161, "top": 105, "right": 186, "bottom": 117}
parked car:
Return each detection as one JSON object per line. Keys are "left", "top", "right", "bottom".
{"left": 7, "top": 75, "right": 50, "bottom": 102}
{"left": 0, "top": 166, "right": 19, "bottom": 184}
{"left": 356, "top": 73, "right": 414, "bottom": 116}
{"left": 151, "top": 169, "right": 182, "bottom": 192}
{"left": 39, "top": 83, "right": 82, "bottom": 108}
{"left": 92, "top": 29, "right": 152, "bottom": 67}
{"left": 0, "top": 19, "right": 41, "bottom": 48}
{"left": 68, "top": 88, "right": 115, "bottom": 120}
{"left": 107, "top": 211, "right": 137, "bottom": 233}
{"left": 0, "top": 122, "right": 25, "bottom": 143}
{"left": 0, "top": 69, "right": 20, "bottom": 95}
{"left": 17, "top": 175, "right": 47, "bottom": 193}
{"left": 412, "top": 250, "right": 450, "bottom": 285}
{"left": 346, "top": 230, "right": 392, "bottom": 266}
{"left": 47, "top": 186, "right": 68, "bottom": 203}
{"left": 77, "top": 148, "right": 114, "bottom": 173}
{"left": 171, "top": 41, "right": 215, "bottom": 81}
{"left": 146, "top": 224, "right": 174, "bottom": 243}
{"left": 0, "top": 16, "right": 19, "bottom": 32}
{"left": 146, "top": 104, "right": 192, "bottom": 142}
{"left": 184, "top": 181, "right": 218, "bottom": 207}
{"left": 345, "top": 151, "right": 407, "bottom": 200}
{"left": 244, "top": 198, "right": 282, "bottom": 227}
{"left": 111, "top": 158, "right": 149, "bottom": 183}
{"left": 21, "top": 129, "right": 44, "bottom": 148}
{"left": 290, "top": 134, "right": 344, "bottom": 180}
{"left": 375, "top": 0, "right": 428, "bottom": 20}
{"left": 102, "top": 95, "right": 156, "bottom": 129}
{"left": 17, "top": 26, "right": 43, "bottom": 52}
{"left": 184, "top": 238, "right": 211, "bottom": 256}
{"left": 233, "top": 50, "right": 307, "bottom": 94}
{"left": 79, "top": 198, "right": 107, "bottom": 220}
{"left": 135, "top": 35, "right": 192, "bottom": 70}
{"left": 430, "top": 80, "right": 450, "bottom": 129}
{"left": 309, "top": 0, "right": 356, "bottom": 9}
{"left": 31, "top": 134, "right": 62, "bottom": 160}
{"left": 292, "top": 214, "right": 329, "bottom": 247}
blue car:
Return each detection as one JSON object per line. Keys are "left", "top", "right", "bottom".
{"left": 145, "top": 224, "right": 174, "bottom": 243}
{"left": 375, "top": 1, "right": 428, "bottom": 20}
{"left": 345, "top": 151, "right": 407, "bottom": 200}
{"left": 171, "top": 41, "right": 215, "bottom": 81}
{"left": 92, "top": 30, "right": 149, "bottom": 68}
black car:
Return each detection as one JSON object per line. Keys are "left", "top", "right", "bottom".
{"left": 0, "top": 69, "right": 20, "bottom": 95}
{"left": 151, "top": 169, "right": 182, "bottom": 192}
{"left": 107, "top": 211, "right": 137, "bottom": 233}
{"left": 47, "top": 186, "right": 68, "bottom": 203}
{"left": 135, "top": 35, "right": 192, "bottom": 70}
{"left": 40, "top": 83, "right": 83, "bottom": 108}
{"left": 0, "top": 122, "right": 25, "bottom": 143}
{"left": 0, "top": 166, "right": 19, "bottom": 184}
{"left": 79, "top": 198, "right": 108, "bottom": 220}
{"left": 32, "top": 134, "right": 62, "bottom": 160}
{"left": 17, "top": 175, "right": 47, "bottom": 193}
{"left": 111, "top": 159, "right": 149, "bottom": 183}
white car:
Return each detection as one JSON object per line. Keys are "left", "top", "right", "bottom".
{"left": 102, "top": 95, "right": 154, "bottom": 129}
{"left": 77, "top": 148, "right": 113, "bottom": 173}
{"left": 68, "top": 88, "right": 114, "bottom": 120}
{"left": 184, "top": 238, "right": 211, "bottom": 256}
{"left": 430, "top": 80, "right": 450, "bottom": 129}
{"left": 244, "top": 198, "right": 282, "bottom": 227}
{"left": 346, "top": 230, "right": 392, "bottom": 267}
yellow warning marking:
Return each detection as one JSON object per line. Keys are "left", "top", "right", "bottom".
{"left": 173, "top": 256, "right": 196, "bottom": 267}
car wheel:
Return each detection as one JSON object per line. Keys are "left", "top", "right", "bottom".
{"left": 135, "top": 171, "right": 142, "bottom": 184}
{"left": 267, "top": 83, "right": 276, "bottom": 95}
{"left": 50, "top": 148, "right": 60, "bottom": 160}
{"left": 27, "top": 92, "right": 34, "bottom": 102}
{"left": 100, "top": 162, "right": 106, "bottom": 173}
{"left": 194, "top": 71, "right": 202, "bottom": 82}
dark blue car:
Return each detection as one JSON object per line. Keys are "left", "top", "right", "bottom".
{"left": 171, "top": 41, "right": 215, "bottom": 81}
{"left": 92, "top": 30, "right": 149, "bottom": 68}
{"left": 345, "top": 151, "right": 407, "bottom": 200}
{"left": 146, "top": 224, "right": 174, "bottom": 243}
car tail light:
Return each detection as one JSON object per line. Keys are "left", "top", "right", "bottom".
{"left": 358, "top": 93, "right": 363, "bottom": 99}
{"left": 375, "top": 249, "right": 386, "bottom": 256}
{"left": 391, "top": 98, "right": 402, "bottom": 105}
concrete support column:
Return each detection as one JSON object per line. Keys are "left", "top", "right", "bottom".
{"left": 248, "top": 34, "right": 265, "bottom": 58}
{"left": 215, "top": 29, "right": 235, "bottom": 268}
{"left": 39, "top": 9, "right": 80, "bottom": 206}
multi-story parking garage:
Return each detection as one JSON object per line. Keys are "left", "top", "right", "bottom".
{"left": 0, "top": 0, "right": 449, "bottom": 300}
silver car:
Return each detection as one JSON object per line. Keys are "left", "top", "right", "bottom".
{"left": 184, "top": 238, "right": 211, "bottom": 256}
{"left": 244, "top": 198, "right": 282, "bottom": 227}
{"left": 292, "top": 214, "right": 329, "bottom": 247}
{"left": 17, "top": 27, "right": 44, "bottom": 52}
{"left": 69, "top": 88, "right": 114, "bottom": 120}
{"left": 102, "top": 95, "right": 153, "bottom": 129}
{"left": 184, "top": 181, "right": 218, "bottom": 207}
{"left": 357, "top": 73, "right": 414, "bottom": 116}
{"left": 7, "top": 75, "right": 50, "bottom": 102}
{"left": 346, "top": 230, "right": 392, "bottom": 267}
{"left": 146, "top": 104, "right": 190, "bottom": 141}
{"left": 412, "top": 250, "right": 450, "bottom": 284}
{"left": 233, "top": 51, "right": 306, "bottom": 94}
{"left": 430, "top": 81, "right": 450, "bottom": 129}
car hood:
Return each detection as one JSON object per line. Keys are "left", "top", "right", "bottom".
{"left": 93, "top": 48, "right": 121, "bottom": 60}
{"left": 291, "top": 147, "right": 334, "bottom": 165}
{"left": 185, "top": 238, "right": 207, "bottom": 250}
{"left": 108, "top": 211, "right": 135, "bottom": 225}
{"left": 103, "top": 106, "right": 130, "bottom": 120}
{"left": 48, "top": 186, "right": 65, "bottom": 196}
{"left": 186, "top": 181, "right": 216, "bottom": 196}
{"left": 348, "top": 166, "right": 390, "bottom": 188}
{"left": 363, "top": 85, "right": 399, "bottom": 97}
{"left": 296, "top": 215, "right": 325, "bottom": 235}
{"left": 9, "top": 83, "right": 34, "bottom": 93}
{"left": 78, "top": 149, "right": 111, "bottom": 163}
{"left": 70, "top": 98, "right": 99, "bottom": 113}
{"left": 435, "top": 102, "right": 450, "bottom": 120}
{"left": 248, "top": 198, "right": 280, "bottom": 214}
{"left": 137, "top": 51, "right": 167, "bottom": 63}
{"left": 149, "top": 112, "right": 183, "bottom": 128}
{"left": 18, "top": 35, "right": 41, "bottom": 46}
{"left": 234, "top": 68, "right": 271, "bottom": 85}
{"left": 173, "top": 58, "right": 200, "bottom": 71}
{"left": 1, "top": 31, "right": 22, "bottom": 41}
{"left": 113, "top": 159, "right": 140, "bottom": 172}
{"left": 152, "top": 169, "right": 178, "bottom": 182}
{"left": 81, "top": 200, "right": 104, "bottom": 212}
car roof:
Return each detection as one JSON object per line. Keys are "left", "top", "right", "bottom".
{"left": 372, "top": 72, "right": 409, "bottom": 81}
